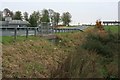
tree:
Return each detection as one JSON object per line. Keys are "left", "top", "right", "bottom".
{"left": 23, "top": 12, "right": 29, "bottom": 21}
{"left": 13, "top": 11, "right": 22, "bottom": 20}
{"left": 48, "top": 9, "right": 54, "bottom": 23}
{"left": 10, "top": 11, "right": 14, "bottom": 18}
{"left": 29, "top": 11, "right": 41, "bottom": 27}
{"left": 3, "top": 8, "right": 11, "bottom": 17}
{"left": 33, "top": 11, "right": 41, "bottom": 24}
{"left": 3, "top": 8, "right": 14, "bottom": 19}
{"left": 53, "top": 12, "right": 60, "bottom": 26}
{"left": 61, "top": 12, "right": 72, "bottom": 26}
{"left": 48, "top": 9, "right": 60, "bottom": 26}
{"left": 0, "top": 11, "right": 3, "bottom": 21}
{"left": 40, "top": 9, "right": 50, "bottom": 23}
{"left": 29, "top": 15, "right": 37, "bottom": 27}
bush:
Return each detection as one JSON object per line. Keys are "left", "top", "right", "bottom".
{"left": 50, "top": 30, "right": 118, "bottom": 78}
{"left": 81, "top": 32, "right": 118, "bottom": 58}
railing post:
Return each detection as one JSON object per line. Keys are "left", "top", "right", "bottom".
{"left": 14, "top": 27, "right": 17, "bottom": 40}
{"left": 34, "top": 27, "right": 37, "bottom": 36}
{"left": 26, "top": 27, "right": 28, "bottom": 38}
{"left": 54, "top": 29, "right": 56, "bottom": 33}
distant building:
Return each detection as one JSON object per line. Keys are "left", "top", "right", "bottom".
{"left": 0, "top": 16, "right": 29, "bottom": 27}
{"left": 118, "top": 1, "right": 120, "bottom": 21}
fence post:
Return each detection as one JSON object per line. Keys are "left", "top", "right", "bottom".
{"left": 54, "top": 29, "right": 56, "bottom": 33}
{"left": 34, "top": 27, "right": 37, "bottom": 36}
{"left": 26, "top": 27, "right": 28, "bottom": 38}
{"left": 14, "top": 27, "right": 17, "bottom": 40}
{"left": 65, "top": 29, "right": 66, "bottom": 32}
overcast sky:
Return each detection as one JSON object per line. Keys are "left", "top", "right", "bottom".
{"left": 0, "top": 0, "right": 119, "bottom": 25}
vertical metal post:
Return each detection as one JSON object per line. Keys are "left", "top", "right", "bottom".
{"left": 55, "top": 29, "right": 56, "bottom": 33}
{"left": 14, "top": 27, "right": 17, "bottom": 40}
{"left": 59, "top": 29, "right": 60, "bottom": 33}
{"left": 26, "top": 27, "right": 28, "bottom": 38}
{"left": 52, "top": 26, "right": 53, "bottom": 34}
{"left": 39, "top": 27, "right": 41, "bottom": 35}
{"left": 34, "top": 27, "right": 37, "bottom": 36}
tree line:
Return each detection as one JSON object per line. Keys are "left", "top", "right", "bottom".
{"left": 0, "top": 8, "right": 72, "bottom": 27}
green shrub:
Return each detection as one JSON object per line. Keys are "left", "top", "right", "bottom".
{"left": 81, "top": 33, "right": 118, "bottom": 58}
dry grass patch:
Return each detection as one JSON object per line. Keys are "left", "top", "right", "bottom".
{"left": 2, "top": 38, "right": 67, "bottom": 78}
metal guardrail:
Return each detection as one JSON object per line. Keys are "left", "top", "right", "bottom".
{"left": 0, "top": 27, "right": 38, "bottom": 30}
{"left": 1, "top": 27, "right": 83, "bottom": 40}
{"left": 0, "top": 27, "right": 82, "bottom": 31}
{"left": 1, "top": 27, "right": 39, "bottom": 40}
{"left": 53, "top": 28, "right": 83, "bottom": 32}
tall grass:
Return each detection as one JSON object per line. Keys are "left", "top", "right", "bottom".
{"left": 51, "top": 29, "right": 119, "bottom": 78}
{"left": 2, "top": 28, "right": 119, "bottom": 78}
{"left": 103, "top": 25, "right": 118, "bottom": 33}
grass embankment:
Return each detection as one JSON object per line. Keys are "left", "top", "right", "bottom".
{"left": 2, "top": 36, "right": 65, "bottom": 78}
{"left": 103, "top": 25, "right": 118, "bottom": 33}
{"left": 2, "top": 26, "right": 119, "bottom": 78}
{"left": 51, "top": 27, "right": 119, "bottom": 78}
{"left": 2, "top": 31, "right": 84, "bottom": 78}
{"left": 1, "top": 36, "right": 41, "bottom": 45}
